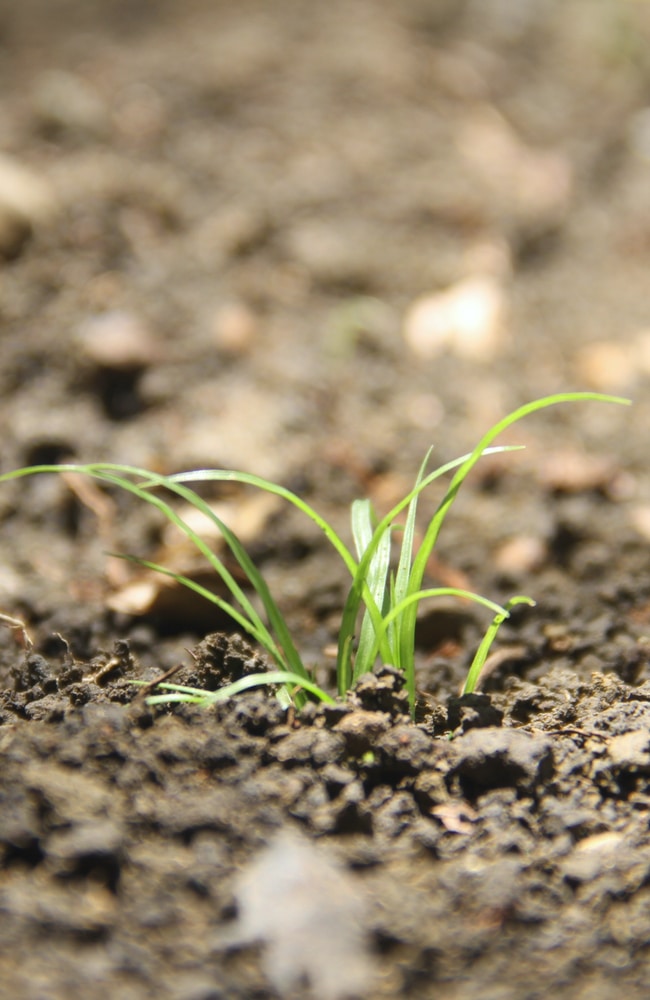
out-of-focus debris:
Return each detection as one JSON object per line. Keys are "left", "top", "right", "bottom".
{"left": 425, "top": 554, "right": 473, "bottom": 592}
{"left": 431, "top": 801, "right": 478, "bottom": 835}
{"left": 630, "top": 505, "right": 650, "bottom": 542}
{"left": 32, "top": 70, "right": 109, "bottom": 139}
{"left": 106, "top": 492, "right": 280, "bottom": 623}
{"left": 160, "top": 492, "right": 280, "bottom": 549}
{"left": 195, "top": 204, "right": 270, "bottom": 264}
{"left": 494, "top": 534, "right": 547, "bottom": 577}
{"left": 575, "top": 331, "right": 650, "bottom": 392}
{"left": 324, "top": 295, "right": 397, "bottom": 358}
{"left": 76, "top": 311, "right": 160, "bottom": 370}
{"left": 575, "top": 340, "right": 635, "bottom": 392}
{"left": 403, "top": 273, "right": 507, "bottom": 362}
{"left": 404, "top": 392, "right": 445, "bottom": 431}
{"left": 628, "top": 106, "right": 650, "bottom": 162}
{"left": 286, "top": 218, "right": 378, "bottom": 289}
{"left": 0, "top": 153, "right": 58, "bottom": 258}
{"left": 234, "top": 828, "right": 372, "bottom": 1000}
{"left": 538, "top": 448, "right": 620, "bottom": 495}
{"left": 211, "top": 301, "right": 259, "bottom": 356}
{"left": 0, "top": 612, "right": 33, "bottom": 651}
{"left": 179, "top": 379, "right": 308, "bottom": 481}
{"left": 456, "top": 104, "right": 572, "bottom": 227}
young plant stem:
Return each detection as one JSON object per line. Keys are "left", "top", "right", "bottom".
{"left": 0, "top": 391, "right": 629, "bottom": 716}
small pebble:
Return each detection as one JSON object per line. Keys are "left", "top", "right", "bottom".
{"left": 77, "top": 311, "right": 159, "bottom": 369}
{"left": 494, "top": 534, "right": 547, "bottom": 577}
{"left": 403, "top": 274, "right": 506, "bottom": 362}
{"left": 0, "top": 153, "right": 58, "bottom": 257}
{"left": 211, "top": 301, "right": 258, "bottom": 356}
{"left": 32, "top": 70, "right": 109, "bottom": 138}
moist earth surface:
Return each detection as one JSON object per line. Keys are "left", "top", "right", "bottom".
{"left": 1, "top": 3, "right": 650, "bottom": 999}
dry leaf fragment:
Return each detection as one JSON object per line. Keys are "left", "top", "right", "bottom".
{"left": 0, "top": 612, "right": 33, "bottom": 650}
{"left": 106, "top": 568, "right": 237, "bottom": 629}
{"left": 431, "top": 801, "right": 478, "bottom": 834}
{"left": 106, "top": 492, "right": 280, "bottom": 625}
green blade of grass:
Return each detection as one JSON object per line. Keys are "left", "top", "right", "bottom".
{"left": 166, "top": 467, "right": 394, "bottom": 691}
{"left": 350, "top": 499, "right": 392, "bottom": 682}
{"left": 166, "top": 468, "right": 359, "bottom": 576}
{"left": 0, "top": 462, "right": 310, "bottom": 685}
{"left": 351, "top": 498, "right": 375, "bottom": 562}
{"left": 114, "top": 554, "right": 289, "bottom": 666}
{"left": 0, "top": 391, "right": 628, "bottom": 717}
{"left": 364, "top": 587, "right": 511, "bottom": 677}
{"left": 137, "top": 670, "right": 335, "bottom": 706}
{"left": 388, "top": 449, "right": 432, "bottom": 669}
{"left": 36, "top": 450, "right": 516, "bottom": 696}
{"left": 335, "top": 445, "right": 524, "bottom": 687}
{"left": 462, "top": 595, "right": 535, "bottom": 696}
{"left": 398, "top": 392, "right": 630, "bottom": 710}
{"left": 89, "top": 465, "right": 310, "bottom": 681}
{"left": 93, "top": 468, "right": 306, "bottom": 678}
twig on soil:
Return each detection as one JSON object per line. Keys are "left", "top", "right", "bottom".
{"left": 135, "top": 661, "right": 185, "bottom": 698}
{"left": 53, "top": 632, "right": 76, "bottom": 667}
{"left": 61, "top": 470, "right": 127, "bottom": 588}
{"left": 0, "top": 612, "right": 33, "bottom": 651}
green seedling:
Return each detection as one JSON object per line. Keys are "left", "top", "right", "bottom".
{"left": 0, "top": 392, "right": 629, "bottom": 716}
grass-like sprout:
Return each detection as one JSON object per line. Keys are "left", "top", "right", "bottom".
{"left": 0, "top": 392, "right": 629, "bottom": 716}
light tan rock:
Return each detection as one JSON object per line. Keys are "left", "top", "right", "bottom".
{"left": 0, "top": 153, "right": 58, "bottom": 257}
{"left": 76, "top": 311, "right": 160, "bottom": 369}
{"left": 403, "top": 274, "right": 506, "bottom": 362}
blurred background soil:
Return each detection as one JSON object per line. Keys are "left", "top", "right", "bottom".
{"left": 2, "top": 2, "right": 650, "bottom": 998}
{"left": 1, "top": 0, "right": 649, "bottom": 637}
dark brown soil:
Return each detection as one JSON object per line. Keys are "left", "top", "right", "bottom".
{"left": 2, "top": 2, "right": 650, "bottom": 998}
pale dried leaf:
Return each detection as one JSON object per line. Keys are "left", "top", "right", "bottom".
{"left": 431, "top": 802, "right": 478, "bottom": 834}
{"left": 105, "top": 579, "right": 164, "bottom": 616}
{"left": 106, "top": 568, "right": 233, "bottom": 628}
